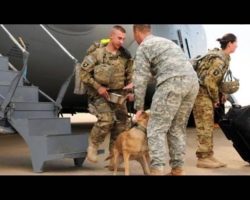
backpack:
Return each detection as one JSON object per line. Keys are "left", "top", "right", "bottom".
{"left": 190, "top": 49, "right": 239, "bottom": 94}
{"left": 190, "top": 54, "right": 207, "bottom": 71}
{"left": 74, "top": 62, "right": 87, "bottom": 95}
{"left": 190, "top": 49, "right": 227, "bottom": 85}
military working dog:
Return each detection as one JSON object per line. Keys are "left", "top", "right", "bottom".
{"left": 109, "top": 111, "right": 150, "bottom": 175}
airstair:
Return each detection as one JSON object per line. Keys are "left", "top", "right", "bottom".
{"left": 0, "top": 25, "right": 91, "bottom": 173}
{"left": 0, "top": 55, "right": 90, "bottom": 172}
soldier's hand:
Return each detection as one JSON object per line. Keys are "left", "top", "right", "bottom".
{"left": 135, "top": 110, "right": 143, "bottom": 121}
{"left": 123, "top": 83, "right": 134, "bottom": 90}
{"left": 97, "top": 86, "right": 110, "bottom": 100}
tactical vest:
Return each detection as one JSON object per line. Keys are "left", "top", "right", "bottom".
{"left": 74, "top": 39, "right": 131, "bottom": 95}
{"left": 195, "top": 48, "right": 229, "bottom": 86}
{"left": 93, "top": 46, "right": 131, "bottom": 90}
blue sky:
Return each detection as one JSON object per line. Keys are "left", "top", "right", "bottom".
{"left": 203, "top": 25, "right": 250, "bottom": 106}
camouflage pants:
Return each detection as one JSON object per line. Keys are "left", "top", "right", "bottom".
{"left": 88, "top": 96, "right": 130, "bottom": 152}
{"left": 148, "top": 76, "right": 199, "bottom": 169}
{"left": 193, "top": 90, "right": 214, "bottom": 158}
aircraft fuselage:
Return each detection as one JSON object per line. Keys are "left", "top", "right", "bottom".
{"left": 0, "top": 24, "right": 207, "bottom": 113}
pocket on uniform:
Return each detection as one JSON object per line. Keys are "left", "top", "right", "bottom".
{"left": 150, "top": 93, "right": 166, "bottom": 115}
{"left": 95, "top": 101, "right": 112, "bottom": 113}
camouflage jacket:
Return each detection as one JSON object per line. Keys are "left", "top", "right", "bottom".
{"left": 197, "top": 48, "right": 230, "bottom": 103}
{"left": 133, "top": 34, "right": 197, "bottom": 110}
{"left": 80, "top": 46, "right": 133, "bottom": 94}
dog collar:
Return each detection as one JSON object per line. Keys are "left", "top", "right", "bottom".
{"left": 135, "top": 124, "right": 147, "bottom": 134}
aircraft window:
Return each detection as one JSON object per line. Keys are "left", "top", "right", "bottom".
{"left": 47, "top": 25, "right": 96, "bottom": 36}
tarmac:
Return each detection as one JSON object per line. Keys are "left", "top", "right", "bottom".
{"left": 0, "top": 113, "right": 249, "bottom": 176}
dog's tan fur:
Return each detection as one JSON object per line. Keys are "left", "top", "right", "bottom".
{"left": 111, "top": 112, "right": 150, "bottom": 175}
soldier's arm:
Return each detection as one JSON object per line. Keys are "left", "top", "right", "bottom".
{"left": 80, "top": 53, "right": 101, "bottom": 90}
{"left": 133, "top": 48, "right": 152, "bottom": 110}
{"left": 203, "top": 58, "right": 225, "bottom": 103}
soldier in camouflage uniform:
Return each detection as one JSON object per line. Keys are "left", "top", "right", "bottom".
{"left": 132, "top": 25, "right": 199, "bottom": 175}
{"left": 79, "top": 25, "right": 134, "bottom": 166}
{"left": 193, "top": 33, "right": 238, "bottom": 168}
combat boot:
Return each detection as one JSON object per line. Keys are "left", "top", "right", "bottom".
{"left": 208, "top": 156, "right": 227, "bottom": 167}
{"left": 150, "top": 166, "right": 166, "bottom": 175}
{"left": 197, "top": 157, "right": 224, "bottom": 168}
{"left": 168, "top": 167, "right": 185, "bottom": 176}
{"left": 87, "top": 143, "right": 98, "bottom": 163}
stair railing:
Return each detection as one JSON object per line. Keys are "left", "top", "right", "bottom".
{"left": 40, "top": 25, "right": 80, "bottom": 115}
{"left": 0, "top": 53, "right": 57, "bottom": 105}
{"left": 0, "top": 25, "right": 29, "bottom": 119}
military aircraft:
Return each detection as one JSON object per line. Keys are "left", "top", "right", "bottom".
{"left": 0, "top": 24, "right": 208, "bottom": 114}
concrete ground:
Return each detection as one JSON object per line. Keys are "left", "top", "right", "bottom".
{"left": 0, "top": 113, "right": 249, "bottom": 175}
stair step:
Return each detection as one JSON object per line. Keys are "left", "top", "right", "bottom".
{"left": 46, "top": 133, "right": 88, "bottom": 155}
{"left": 0, "top": 70, "right": 23, "bottom": 86}
{"left": 10, "top": 110, "right": 56, "bottom": 119}
{"left": 28, "top": 118, "right": 71, "bottom": 136}
{"left": 9, "top": 102, "right": 56, "bottom": 119}
{"left": 0, "top": 85, "right": 38, "bottom": 103}
{"left": 10, "top": 102, "right": 55, "bottom": 110}
{"left": 0, "top": 56, "right": 9, "bottom": 71}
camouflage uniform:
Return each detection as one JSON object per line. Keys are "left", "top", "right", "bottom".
{"left": 133, "top": 35, "right": 199, "bottom": 169}
{"left": 193, "top": 48, "right": 230, "bottom": 158}
{"left": 80, "top": 46, "right": 133, "bottom": 151}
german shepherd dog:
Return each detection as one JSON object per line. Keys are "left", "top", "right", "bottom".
{"left": 108, "top": 111, "right": 150, "bottom": 175}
